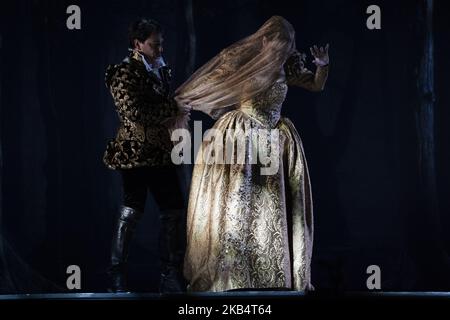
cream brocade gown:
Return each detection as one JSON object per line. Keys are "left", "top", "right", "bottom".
{"left": 184, "top": 66, "right": 328, "bottom": 292}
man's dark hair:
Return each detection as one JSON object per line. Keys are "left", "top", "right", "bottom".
{"left": 128, "top": 18, "right": 162, "bottom": 49}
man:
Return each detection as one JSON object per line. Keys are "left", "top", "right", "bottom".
{"left": 104, "top": 18, "right": 185, "bottom": 293}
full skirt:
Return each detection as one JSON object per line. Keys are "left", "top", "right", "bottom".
{"left": 184, "top": 110, "right": 313, "bottom": 291}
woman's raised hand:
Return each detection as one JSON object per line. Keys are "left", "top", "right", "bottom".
{"left": 310, "top": 44, "right": 329, "bottom": 67}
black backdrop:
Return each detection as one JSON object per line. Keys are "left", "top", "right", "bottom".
{"left": 1, "top": 0, "right": 449, "bottom": 293}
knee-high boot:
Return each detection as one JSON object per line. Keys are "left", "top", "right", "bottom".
{"left": 108, "top": 205, "right": 143, "bottom": 292}
{"left": 159, "top": 209, "right": 186, "bottom": 293}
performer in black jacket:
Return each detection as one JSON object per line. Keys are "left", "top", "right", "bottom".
{"left": 104, "top": 18, "right": 185, "bottom": 293}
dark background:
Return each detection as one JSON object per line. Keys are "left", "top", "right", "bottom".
{"left": 0, "top": 0, "right": 449, "bottom": 293}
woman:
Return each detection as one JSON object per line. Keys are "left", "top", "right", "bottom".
{"left": 175, "top": 16, "right": 329, "bottom": 291}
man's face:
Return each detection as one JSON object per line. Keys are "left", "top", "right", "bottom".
{"left": 135, "top": 32, "right": 164, "bottom": 64}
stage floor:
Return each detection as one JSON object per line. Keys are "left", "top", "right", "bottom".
{"left": 1, "top": 291, "right": 450, "bottom": 300}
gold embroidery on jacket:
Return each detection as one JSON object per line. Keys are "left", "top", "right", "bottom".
{"left": 103, "top": 54, "right": 178, "bottom": 169}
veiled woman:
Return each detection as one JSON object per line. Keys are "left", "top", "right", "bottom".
{"left": 174, "top": 16, "right": 329, "bottom": 291}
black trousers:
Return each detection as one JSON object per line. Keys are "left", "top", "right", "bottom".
{"left": 120, "top": 165, "right": 185, "bottom": 213}
{"left": 118, "top": 165, "right": 186, "bottom": 270}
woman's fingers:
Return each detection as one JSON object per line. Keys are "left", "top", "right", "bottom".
{"left": 314, "top": 45, "right": 320, "bottom": 57}
{"left": 311, "top": 46, "right": 319, "bottom": 58}
{"left": 311, "top": 44, "right": 329, "bottom": 59}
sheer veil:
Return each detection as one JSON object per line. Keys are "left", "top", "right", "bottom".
{"left": 174, "top": 16, "right": 296, "bottom": 121}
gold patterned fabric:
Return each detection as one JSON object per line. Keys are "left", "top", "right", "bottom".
{"left": 184, "top": 56, "right": 329, "bottom": 292}
{"left": 103, "top": 51, "right": 178, "bottom": 169}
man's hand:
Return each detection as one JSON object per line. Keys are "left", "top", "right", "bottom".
{"left": 310, "top": 44, "right": 329, "bottom": 67}
{"left": 174, "top": 97, "right": 192, "bottom": 113}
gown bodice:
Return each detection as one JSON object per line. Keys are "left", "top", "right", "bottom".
{"left": 239, "top": 80, "right": 288, "bottom": 128}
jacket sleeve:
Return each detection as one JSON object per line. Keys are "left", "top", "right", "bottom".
{"left": 105, "top": 64, "right": 145, "bottom": 123}
{"left": 284, "top": 51, "right": 329, "bottom": 92}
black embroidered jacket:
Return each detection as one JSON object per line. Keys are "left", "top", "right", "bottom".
{"left": 103, "top": 51, "right": 178, "bottom": 169}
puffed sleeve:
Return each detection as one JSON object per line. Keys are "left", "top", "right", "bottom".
{"left": 284, "top": 50, "right": 329, "bottom": 92}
